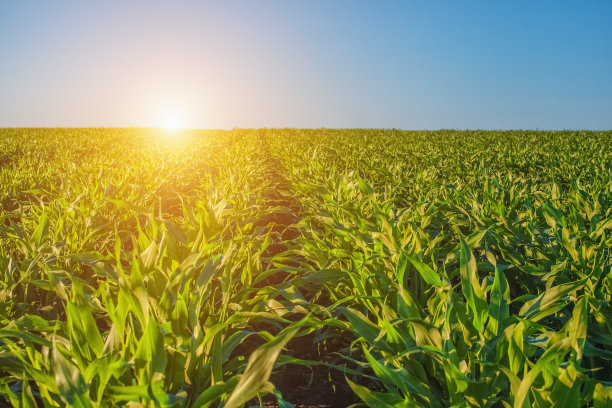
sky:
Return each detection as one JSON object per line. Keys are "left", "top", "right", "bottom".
{"left": 0, "top": 1, "right": 610, "bottom": 129}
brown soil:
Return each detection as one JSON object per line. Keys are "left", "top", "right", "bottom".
{"left": 264, "top": 332, "right": 359, "bottom": 408}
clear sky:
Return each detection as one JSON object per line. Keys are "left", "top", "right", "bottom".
{"left": 1, "top": 1, "right": 610, "bottom": 129}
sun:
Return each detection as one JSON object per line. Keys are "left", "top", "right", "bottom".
{"left": 159, "top": 112, "right": 186, "bottom": 130}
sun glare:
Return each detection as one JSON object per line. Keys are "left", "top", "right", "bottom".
{"left": 155, "top": 110, "right": 190, "bottom": 145}
{"left": 160, "top": 112, "right": 185, "bottom": 130}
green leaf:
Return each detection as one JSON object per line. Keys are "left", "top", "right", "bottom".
{"left": 459, "top": 239, "right": 488, "bottom": 332}
{"left": 191, "top": 377, "right": 239, "bottom": 408}
{"left": 30, "top": 211, "right": 49, "bottom": 247}
{"left": 541, "top": 202, "right": 566, "bottom": 228}
{"left": 346, "top": 377, "right": 410, "bottom": 408}
{"left": 519, "top": 279, "right": 586, "bottom": 322}
{"left": 337, "top": 307, "right": 382, "bottom": 347}
{"left": 66, "top": 300, "right": 104, "bottom": 360}
{"left": 109, "top": 381, "right": 182, "bottom": 406}
{"left": 303, "top": 268, "right": 346, "bottom": 285}
{"left": 133, "top": 318, "right": 167, "bottom": 383}
{"left": 487, "top": 266, "right": 510, "bottom": 337}
{"left": 223, "top": 321, "right": 303, "bottom": 408}
{"left": 357, "top": 174, "right": 375, "bottom": 195}
{"left": 594, "top": 383, "right": 612, "bottom": 408}
{"left": 363, "top": 348, "right": 433, "bottom": 401}
{"left": 405, "top": 255, "right": 444, "bottom": 288}
{"left": 67, "top": 251, "right": 107, "bottom": 265}
{"left": 53, "top": 345, "right": 92, "bottom": 408}
{"left": 549, "top": 364, "right": 581, "bottom": 407}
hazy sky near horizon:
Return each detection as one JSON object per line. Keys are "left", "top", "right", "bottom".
{"left": 1, "top": 1, "right": 611, "bottom": 129}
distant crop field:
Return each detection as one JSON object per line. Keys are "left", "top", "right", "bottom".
{"left": 0, "top": 128, "right": 611, "bottom": 407}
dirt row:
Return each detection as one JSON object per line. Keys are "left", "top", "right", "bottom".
{"left": 250, "top": 132, "right": 358, "bottom": 408}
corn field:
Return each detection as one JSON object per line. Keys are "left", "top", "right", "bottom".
{"left": 0, "top": 128, "right": 611, "bottom": 407}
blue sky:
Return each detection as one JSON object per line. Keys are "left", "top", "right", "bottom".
{"left": 0, "top": 1, "right": 610, "bottom": 129}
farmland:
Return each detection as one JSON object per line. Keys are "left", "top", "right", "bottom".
{"left": 0, "top": 128, "right": 611, "bottom": 407}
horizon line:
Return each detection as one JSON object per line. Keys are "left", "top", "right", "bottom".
{"left": 1, "top": 126, "right": 610, "bottom": 132}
